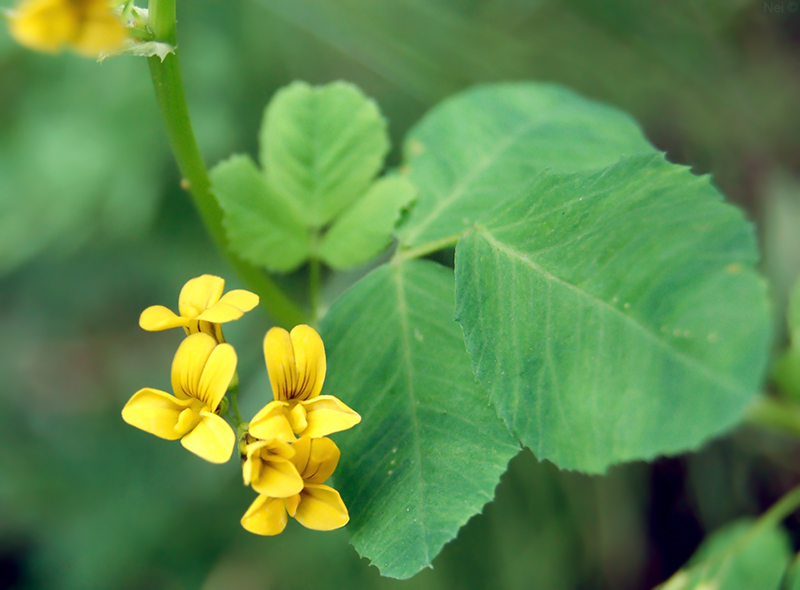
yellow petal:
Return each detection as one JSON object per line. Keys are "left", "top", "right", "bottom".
{"left": 249, "top": 400, "right": 295, "bottom": 443}
{"left": 139, "top": 305, "right": 187, "bottom": 331}
{"left": 300, "top": 396, "right": 361, "bottom": 439}
{"left": 287, "top": 403, "right": 308, "bottom": 434}
{"left": 294, "top": 484, "right": 349, "bottom": 531}
{"left": 242, "top": 441, "right": 267, "bottom": 486}
{"left": 289, "top": 325, "right": 326, "bottom": 400}
{"left": 289, "top": 436, "right": 312, "bottom": 475}
{"left": 196, "top": 343, "right": 236, "bottom": 410}
{"left": 263, "top": 325, "right": 326, "bottom": 402}
{"left": 252, "top": 456, "right": 304, "bottom": 498}
{"left": 180, "top": 411, "right": 234, "bottom": 464}
{"left": 194, "top": 289, "right": 260, "bottom": 323}
{"left": 283, "top": 494, "right": 301, "bottom": 518}
{"left": 171, "top": 333, "right": 216, "bottom": 401}
{"left": 219, "top": 289, "right": 260, "bottom": 311}
{"left": 268, "top": 439, "right": 295, "bottom": 460}
{"left": 241, "top": 495, "right": 288, "bottom": 536}
{"left": 71, "top": 0, "right": 127, "bottom": 58}
{"left": 264, "top": 327, "right": 297, "bottom": 402}
{"left": 185, "top": 319, "right": 225, "bottom": 344}
{"left": 175, "top": 407, "right": 203, "bottom": 436}
{"left": 121, "top": 388, "right": 195, "bottom": 440}
{"left": 178, "top": 275, "right": 225, "bottom": 320}
{"left": 6, "top": 0, "right": 78, "bottom": 53}
{"left": 297, "top": 437, "right": 340, "bottom": 483}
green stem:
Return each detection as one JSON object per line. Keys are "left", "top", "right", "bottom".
{"left": 224, "top": 371, "right": 243, "bottom": 425}
{"left": 745, "top": 395, "right": 800, "bottom": 439}
{"left": 757, "top": 484, "right": 800, "bottom": 530}
{"left": 391, "top": 232, "right": 464, "bottom": 264}
{"left": 230, "top": 390, "right": 243, "bottom": 426}
{"left": 146, "top": 0, "right": 305, "bottom": 328}
{"left": 147, "top": 0, "right": 175, "bottom": 42}
{"left": 661, "top": 484, "right": 800, "bottom": 588}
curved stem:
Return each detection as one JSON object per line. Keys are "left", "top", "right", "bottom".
{"left": 746, "top": 395, "right": 800, "bottom": 440}
{"left": 391, "top": 232, "right": 464, "bottom": 264}
{"left": 146, "top": 0, "right": 305, "bottom": 328}
{"left": 230, "top": 387, "right": 243, "bottom": 426}
{"left": 758, "top": 484, "right": 800, "bottom": 530}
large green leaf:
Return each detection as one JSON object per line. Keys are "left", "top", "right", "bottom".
{"left": 396, "top": 82, "right": 657, "bottom": 249}
{"left": 260, "top": 80, "right": 389, "bottom": 228}
{"left": 210, "top": 155, "right": 310, "bottom": 272}
{"left": 455, "top": 155, "right": 771, "bottom": 473}
{"left": 321, "top": 259, "right": 519, "bottom": 579}
{"left": 656, "top": 519, "right": 791, "bottom": 590}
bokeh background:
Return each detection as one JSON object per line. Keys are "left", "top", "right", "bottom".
{"left": 1, "top": 0, "right": 800, "bottom": 588}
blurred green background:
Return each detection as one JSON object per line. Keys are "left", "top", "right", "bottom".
{"left": 1, "top": 0, "right": 800, "bottom": 588}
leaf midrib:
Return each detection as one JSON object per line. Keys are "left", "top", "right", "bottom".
{"left": 477, "top": 229, "right": 747, "bottom": 397}
{"left": 402, "top": 116, "right": 545, "bottom": 245}
{"left": 392, "top": 262, "right": 432, "bottom": 566}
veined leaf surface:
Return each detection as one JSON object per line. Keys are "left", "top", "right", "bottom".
{"left": 321, "top": 259, "right": 519, "bottom": 579}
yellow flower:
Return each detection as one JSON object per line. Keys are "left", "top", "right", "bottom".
{"left": 121, "top": 332, "right": 236, "bottom": 464}
{"left": 241, "top": 436, "right": 349, "bottom": 535}
{"left": 248, "top": 325, "right": 360, "bottom": 443}
{"left": 139, "top": 274, "right": 259, "bottom": 344}
{"left": 241, "top": 438, "right": 303, "bottom": 498}
{"left": 5, "top": 0, "right": 128, "bottom": 58}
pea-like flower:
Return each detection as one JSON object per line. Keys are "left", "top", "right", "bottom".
{"left": 139, "top": 274, "right": 259, "bottom": 344}
{"left": 121, "top": 332, "right": 236, "bottom": 464}
{"left": 5, "top": 0, "right": 128, "bottom": 58}
{"left": 241, "top": 438, "right": 303, "bottom": 498}
{"left": 248, "top": 325, "right": 360, "bottom": 443}
{"left": 241, "top": 436, "right": 349, "bottom": 535}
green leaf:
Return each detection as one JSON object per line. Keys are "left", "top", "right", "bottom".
{"left": 656, "top": 519, "right": 791, "bottom": 590}
{"left": 260, "top": 80, "right": 389, "bottom": 228}
{"left": 321, "top": 259, "right": 519, "bottom": 579}
{"left": 397, "top": 82, "right": 657, "bottom": 249}
{"left": 209, "top": 155, "right": 310, "bottom": 272}
{"left": 454, "top": 155, "right": 771, "bottom": 473}
{"left": 319, "top": 175, "right": 416, "bottom": 269}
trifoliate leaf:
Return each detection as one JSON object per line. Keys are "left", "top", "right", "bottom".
{"left": 319, "top": 175, "right": 416, "bottom": 269}
{"left": 260, "top": 80, "right": 389, "bottom": 228}
{"left": 210, "top": 154, "right": 310, "bottom": 272}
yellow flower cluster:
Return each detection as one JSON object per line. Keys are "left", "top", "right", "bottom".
{"left": 240, "top": 324, "right": 360, "bottom": 535}
{"left": 5, "top": 0, "right": 129, "bottom": 58}
{"left": 122, "top": 275, "right": 258, "bottom": 463}
{"left": 121, "top": 275, "right": 360, "bottom": 536}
